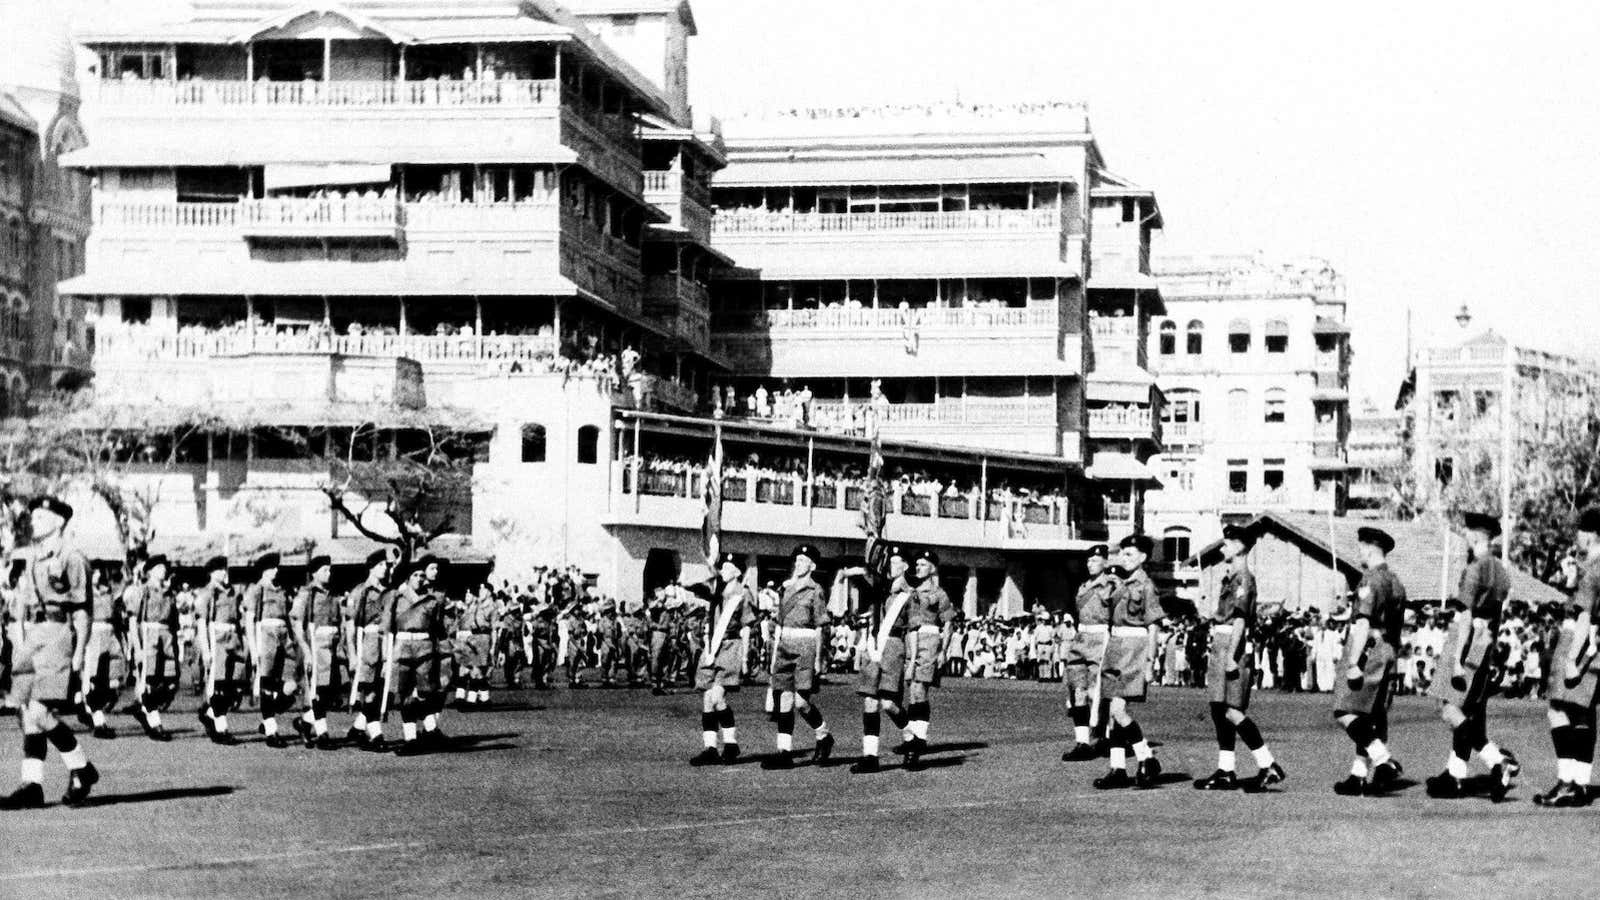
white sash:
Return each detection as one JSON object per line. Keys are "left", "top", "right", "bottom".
{"left": 702, "top": 591, "right": 743, "bottom": 667}
{"left": 872, "top": 589, "right": 913, "bottom": 664}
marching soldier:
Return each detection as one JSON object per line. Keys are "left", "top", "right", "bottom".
{"left": 561, "top": 600, "right": 588, "bottom": 688}
{"left": 1332, "top": 527, "right": 1406, "bottom": 796}
{"left": 345, "top": 550, "right": 391, "bottom": 751}
{"left": 646, "top": 590, "right": 674, "bottom": 695}
{"left": 1534, "top": 507, "right": 1600, "bottom": 807}
{"left": 496, "top": 593, "right": 526, "bottom": 690}
{"left": 291, "top": 555, "right": 342, "bottom": 750}
{"left": 1062, "top": 544, "right": 1117, "bottom": 761}
{"left": 387, "top": 556, "right": 448, "bottom": 755}
{"left": 1093, "top": 535, "right": 1166, "bottom": 790}
{"left": 1, "top": 497, "right": 99, "bottom": 808}
{"left": 898, "top": 549, "right": 956, "bottom": 769}
{"left": 762, "top": 544, "right": 834, "bottom": 770}
{"left": 196, "top": 556, "right": 247, "bottom": 745}
{"left": 595, "top": 600, "right": 622, "bottom": 688}
{"left": 78, "top": 567, "right": 126, "bottom": 740}
{"left": 452, "top": 586, "right": 495, "bottom": 710}
{"left": 1426, "top": 512, "right": 1516, "bottom": 800}
{"left": 1194, "top": 526, "right": 1286, "bottom": 792}
{"left": 690, "top": 554, "right": 758, "bottom": 766}
{"left": 244, "top": 552, "right": 297, "bottom": 749}
{"left": 848, "top": 546, "right": 913, "bottom": 774}
{"left": 131, "top": 555, "right": 179, "bottom": 742}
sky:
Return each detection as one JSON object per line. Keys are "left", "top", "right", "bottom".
{"left": 686, "top": 0, "right": 1600, "bottom": 406}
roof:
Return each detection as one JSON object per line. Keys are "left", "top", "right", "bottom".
{"left": 0, "top": 92, "right": 36, "bottom": 133}
{"left": 1088, "top": 172, "right": 1164, "bottom": 229}
{"left": 1086, "top": 452, "right": 1158, "bottom": 483}
{"left": 1191, "top": 511, "right": 1568, "bottom": 608}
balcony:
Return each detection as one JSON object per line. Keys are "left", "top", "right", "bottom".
{"left": 1088, "top": 406, "right": 1156, "bottom": 439}
{"left": 611, "top": 465, "right": 1078, "bottom": 550}
{"left": 1161, "top": 420, "right": 1200, "bottom": 446}
{"left": 94, "top": 326, "right": 558, "bottom": 366}
{"left": 1102, "top": 500, "right": 1135, "bottom": 522}
{"left": 768, "top": 397, "right": 1069, "bottom": 458}
{"left": 709, "top": 208, "right": 1081, "bottom": 278}
{"left": 643, "top": 171, "right": 713, "bottom": 244}
{"left": 711, "top": 303, "right": 1073, "bottom": 379}
{"left": 644, "top": 274, "right": 711, "bottom": 349}
{"left": 1089, "top": 315, "right": 1148, "bottom": 371}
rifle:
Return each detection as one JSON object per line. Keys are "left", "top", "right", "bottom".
{"left": 348, "top": 626, "right": 366, "bottom": 709}
{"left": 378, "top": 633, "right": 396, "bottom": 720}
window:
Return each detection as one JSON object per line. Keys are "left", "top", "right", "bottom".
{"left": 1185, "top": 320, "right": 1204, "bottom": 354}
{"left": 1227, "top": 460, "right": 1248, "bottom": 494}
{"left": 520, "top": 423, "right": 546, "bottom": 463}
{"left": 576, "top": 425, "right": 599, "bottom": 464}
{"left": 1163, "top": 389, "right": 1199, "bottom": 426}
{"left": 1473, "top": 390, "right": 1497, "bottom": 418}
{"left": 1161, "top": 527, "right": 1192, "bottom": 564}
{"left": 1227, "top": 388, "right": 1249, "bottom": 424}
{"left": 1158, "top": 320, "right": 1176, "bottom": 355}
{"left": 1264, "top": 388, "right": 1287, "bottom": 424}
{"left": 1263, "top": 460, "right": 1286, "bottom": 492}
{"left": 1434, "top": 390, "right": 1459, "bottom": 422}
{"left": 1264, "top": 318, "right": 1289, "bottom": 353}
{"left": 1121, "top": 198, "right": 1136, "bottom": 222}
{"left": 1227, "top": 318, "right": 1251, "bottom": 353}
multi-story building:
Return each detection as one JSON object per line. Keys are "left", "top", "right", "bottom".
{"left": 1345, "top": 399, "right": 1404, "bottom": 517}
{"left": 52, "top": 0, "right": 1103, "bottom": 613}
{"left": 1398, "top": 308, "right": 1596, "bottom": 513}
{"left": 1144, "top": 253, "right": 1353, "bottom": 574}
{"left": 0, "top": 2, "right": 94, "bottom": 410}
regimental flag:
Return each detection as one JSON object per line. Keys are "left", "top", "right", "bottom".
{"left": 702, "top": 422, "right": 723, "bottom": 567}
{"left": 861, "top": 408, "right": 889, "bottom": 576}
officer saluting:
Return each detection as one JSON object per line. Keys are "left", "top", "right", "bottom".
{"left": 1, "top": 497, "right": 99, "bottom": 809}
{"left": 1426, "top": 512, "right": 1516, "bottom": 800}
{"left": 1332, "top": 527, "right": 1406, "bottom": 796}
{"left": 1534, "top": 506, "right": 1600, "bottom": 807}
{"left": 690, "top": 553, "right": 758, "bottom": 766}
{"left": 1194, "top": 526, "right": 1285, "bottom": 792}
{"left": 1062, "top": 544, "right": 1117, "bottom": 761}
{"left": 762, "top": 544, "right": 834, "bottom": 769}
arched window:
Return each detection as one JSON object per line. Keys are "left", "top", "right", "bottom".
{"left": 1264, "top": 387, "right": 1287, "bottom": 424}
{"left": 1227, "top": 388, "right": 1249, "bottom": 424}
{"left": 1228, "top": 318, "right": 1251, "bottom": 353}
{"left": 1158, "top": 320, "right": 1176, "bottom": 355}
{"left": 576, "top": 424, "right": 599, "bottom": 464}
{"left": 1185, "top": 319, "right": 1204, "bottom": 355}
{"left": 1264, "top": 318, "right": 1289, "bottom": 353}
{"left": 1161, "top": 526, "right": 1192, "bottom": 564}
{"left": 520, "top": 423, "right": 547, "bottom": 463}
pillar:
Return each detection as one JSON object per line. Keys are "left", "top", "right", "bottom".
{"left": 999, "top": 563, "right": 1027, "bottom": 619}
{"left": 963, "top": 566, "right": 979, "bottom": 619}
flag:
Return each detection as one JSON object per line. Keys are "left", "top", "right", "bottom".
{"left": 701, "top": 422, "right": 723, "bottom": 567}
{"left": 861, "top": 408, "right": 888, "bottom": 575}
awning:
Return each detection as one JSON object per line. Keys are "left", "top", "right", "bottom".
{"left": 1086, "top": 452, "right": 1159, "bottom": 483}
{"left": 1089, "top": 272, "right": 1160, "bottom": 291}
{"left": 1086, "top": 368, "right": 1155, "bottom": 404}
{"left": 716, "top": 154, "right": 1084, "bottom": 187}
{"left": 264, "top": 163, "right": 393, "bottom": 191}
{"left": 1313, "top": 318, "right": 1351, "bottom": 335}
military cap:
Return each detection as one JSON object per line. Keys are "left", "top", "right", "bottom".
{"left": 1580, "top": 507, "right": 1600, "bottom": 536}
{"left": 254, "top": 552, "right": 281, "bottom": 572}
{"left": 1222, "top": 524, "right": 1255, "bottom": 549}
{"left": 1120, "top": 534, "right": 1154, "bottom": 555}
{"left": 144, "top": 554, "right": 170, "bottom": 572}
{"left": 204, "top": 555, "right": 229, "bottom": 573}
{"left": 1087, "top": 544, "right": 1109, "bottom": 559}
{"left": 416, "top": 554, "right": 444, "bottom": 570}
{"left": 1461, "top": 512, "right": 1501, "bottom": 538}
{"left": 307, "top": 554, "right": 332, "bottom": 573}
{"left": 27, "top": 496, "right": 73, "bottom": 522}
{"left": 791, "top": 544, "right": 821, "bottom": 563}
{"left": 365, "top": 549, "right": 389, "bottom": 570}
{"left": 886, "top": 545, "right": 908, "bottom": 561}
{"left": 1356, "top": 526, "right": 1395, "bottom": 554}
{"left": 914, "top": 548, "right": 940, "bottom": 566}
{"left": 715, "top": 552, "right": 743, "bottom": 570}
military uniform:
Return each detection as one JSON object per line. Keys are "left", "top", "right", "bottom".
{"left": 1062, "top": 552, "right": 1117, "bottom": 759}
{"left": 388, "top": 575, "right": 447, "bottom": 752}
{"left": 8, "top": 545, "right": 90, "bottom": 709}
{"left": 132, "top": 569, "right": 181, "bottom": 734}
{"left": 903, "top": 576, "right": 956, "bottom": 688}
{"left": 293, "top": 581, "right": 344, "bottom": 695}
{"left": 1546, "top": 555, "right": 1600, "bottom": 709}
{"left": 1332, "top": 563, "right": 1404, "bottom": 718}
{"left": 697, "top": 580, "right": 758, "bottom": 692}
{"left": 81, "top": 574, "right": 127, "bottom": 736}
{"left": 595, "top": 607, "right": 623, "bottom": 686}
{"left": 1208, "top": 567, "right": 1258, "bottom": 710}
{"left": 646, "top": 599, "right": 675, "bottom": 692}
{"left": 451, "top": 590, "right": 495, "bottom": 706}
{"left": 344, "top": 573, "right": 390, "bottom": 749}
{"left": 244, "top": 560, "right": 299, "bottom": 747}
{"left": 530, "top": 606, "right": 558, "bottom": 688}
{"left": 1432, "top": 555, "right": 1509, "bottom": 709}
{"left": 856, "top": 575, "right": 915, "bottom": 701}
{"left": 196, "top": 571, "right": 247, "bottom": 743}
{"left": 770, "top": 574, "right": 828, "bottom": 695}
{"left": 1101, "top": 567, "right": 1162, "bottom": 701}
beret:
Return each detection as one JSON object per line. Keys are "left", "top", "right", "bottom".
{"left": 1120, "top": 534, "right": 1154, "bottom": 555}
{"left": 791, "top": 544, "right": 820, "bottom": 563}
{"left": 1461, "top": 512, "right": 1501, "bottom": 538}
{"left": 27, "top": 496, "right": 73, "bottom": 522}
{"left": 1357, "top": 527, "right": 1395, "bottom": 554}
{"left": 1087, "top": 544, "right": 1109, "bottom": 559}
{"left": 254, "top": 552, "right": 281, "bottom": 572}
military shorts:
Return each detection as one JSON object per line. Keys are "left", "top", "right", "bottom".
{"left": 8, "top": 620, "right": 74, "bottom": 706}
{"left": 695, "top": 638, "right": 745, "bottom": 691}
{"left": 1100, "top": 627, "right": 1151, "bottom": 701}
{"left": 1333, "top": 639, "right": 1397, "bottom": 716}
{"left": 84, "top": 621, "right": 127, "bottom": 688}
{"left": 453, "top": 631, "right": 492, "bottom": 670}
{"left": 140, "top": 624, "right": 179, "bottom": 685}
{"left": 770, "top": 631, "right": 820, "bottom": 694}
{"left": 1064, "top": 627, "right": 1109, "bottom": 705}
{"left": 905, "top": 630, "right": 942, "bottom": 686}
{"left": 393, "top": 634, "right": 440, "bottom": 697}
{"left": 256, "top": 620, "right": 299, "bottom": 688}
{"left": 1206, "top": 625, "right": 1254, "bottom": 710}
{"left": 352, "top": 627, "right": 385, "bottom": 684}
{"left": 1547, "top": 623, "right": 1599, "bottom": 709}
{"left": 1427, "top": 615, "right": 1496, "bottom": 709}
{"left": 205, "top": 624, "right": 249, "bottom": 689}
{"left": 856, "top": 634, "right": 907, "bottom": 699}
{"left": 306, "top": 627, "right": 346, "bottom": 691}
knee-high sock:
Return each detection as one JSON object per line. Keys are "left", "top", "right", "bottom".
{"left": 908, "top": 701, "right": 930, "bottom": 741}
{"left": 717, "top": 706, "right": 738, "bottom": 745}
{"left": 1124, "top": 719, "right": 1152, "bottom": 761}
{"left": 20, "top": 733, "right": 47, "bottom": 784}
{"left": 799, "top": 704, "right": 827, "bottom": 737}
{"left": 1209, "top": 703, "right": 1236, "bottom": 750}
{"left": 47, "top": 723, "right": 87, "bottom": 770}
{"left": 862, "top": 710, "right": 881, "bottom": 757}
{"left": 775, "top": 708, "right": 795, "bottom": 752}
{"left": 700, "top": 711, "right": 718, "bottom": 748}
{"left": 1234, "top": 715, "right": 1274, "bottom": 767}
{"left": 1106, "top": 722, "right": 1127, "bottom": 770}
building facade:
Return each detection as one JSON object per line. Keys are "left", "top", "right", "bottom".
{"left": 1144, "top": 253, "right": 1353, "bottom": 576}
{"left": 1345, "top": 399, "right": 1404, "bottom": 517}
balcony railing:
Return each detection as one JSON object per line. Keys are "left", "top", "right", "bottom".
{"left": 642, "top": 170, "right": 712, "bottom": 207}
{"left": 1088, "top": 407, "right": 1154, "bottom": 434}
{"left": 84, "top": 77, "right": 561, "bottom": 108}
{"left": 1089, "top": 317, "right": 1141, "bottom": 340}
{"left": 721, "top": 303, "right": 1057, "bottom": 333}
{"left": 712, "top": 208, "right": 1061, "bottom": 235}
{"left": 561, "top": 216, "right": 642, "bottom": 272}
{"left": 806, "top": 397, "right": 1057, "bottom": 430}
{"left": 1162, "top": 421, "right": 1199, "bottom": 444}
{"left": 1103, "top": 500, "right": 1135, "bottom": 521}
{"left": 93, "top": 327, "right": 558, "bottom": 363}
{"left": 645, "top": 273, "right": 710, "bottom": 314}
{"left": 93, "top": 199, "right": 555, "bottom": 234}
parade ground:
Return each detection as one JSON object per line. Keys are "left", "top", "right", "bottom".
{"left": 0, "top": 680, "right": 1587, "bottom": 899}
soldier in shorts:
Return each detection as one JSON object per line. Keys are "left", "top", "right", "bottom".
{"left": 1332, "top": 527, "right": 1406, "bottom": 796}
{"left": 196, "top": 556, "right": 247, "bottom": 745}
{"left": 388, "top": 557, "right": 447, "bottom": 755}
{"left": 1, "top": 497, "right": 99, "bottom": 809}
{"left": 1194, "top": 526, "right": 1286, "bottom": 792}
{"left": 452, "top": 586, "right": 495, "bottom": 710}
{"left": 898, "top": 550, "right": 956, "bottom": 769}
{"left": 762, "top": 544, "right": 834, "bottom": 769}
{"left": 131, "top": 555, "right": 178, "bottom": 742}
{"left": 690, "top": 554, "right": 758, "bottom": 766}
{"left": 78, "top": 567, "right": 126, "bottom": 740}
{"left": 1534, "top": 507, "right": 1600, "bottom": 807}
{"left": 345, "top": 550, "right": 391, "bottom": 751}
{"left": 847, "top": 546, "right": 911, "bottom": 774}
{"left": 244, "top": 552, "right": 297, "bottom": 749}
{"left": 1093, "top": 535, "right": 1166, "bottom": 790}
{"left": 291, "top": 555, "right": 342, "bottom": 750}
{"left": 1426, "top": 512, "right": 1515, "bottom": 800}
{"left": 1063, "top": 545, "right": 1117, "bottom": 761}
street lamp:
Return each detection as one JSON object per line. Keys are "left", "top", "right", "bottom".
{"left": 1455, "top": 304, "right": 1473, "bottom": 330}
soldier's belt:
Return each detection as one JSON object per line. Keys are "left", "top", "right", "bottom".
{"left": 142, "top": 622, "right": 173, "bottom": 632}
{"left": 360, "top": 624, "right": 383, "bottom": 633}
{"left": 395, "top": 631, "right": 432, "bottom": 641}
{"left": 208, "top": 622, "right": 238, "bottom": 634}
{"left": 1077, "top": 624, "right": 1109, "bottom": 634}
{"left": 915, "top": 624, "right": 941, "bottom": 635}
{"left": 1210, "top": 624, "right": 1235, "bottom": 635}
{"left": 779, "top": 627, "right": 820, "bottom": 637}
{"left": 1112, "top": 626, "right": 1148, "bottom": 637}
{"left": 456, "top": 630, "right": 473, "bottom": 639}
{"left": 258, "top": 617, "right": 287, "bottom": 627}
{"left": 90, "top": 621, "right": 116, "bottom": 633}
{"left": 312, "top": 625, "right": 340, "bottom": 634}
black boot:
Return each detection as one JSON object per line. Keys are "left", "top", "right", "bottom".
{"left": 690, "top": 747, "right": 721, "bottom": 767}
{"left": 812, "top": 734, "right": 835, "bottom": 764}
{"left": 849, "top": 755, "right": 880, "bottom": 774}
{"left": 0, "top": 782, "right": 45, "bottom": 810}
{"left": 62, "top": 763, "right": 100, "bottom": 806}
{"left": 1193, "top": 770, "right": 1238, "bottom": 791}
{"left": 1241, "top": 763, "right": 1287, "bottom": 793}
